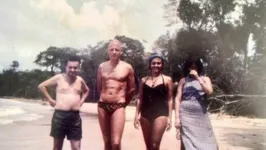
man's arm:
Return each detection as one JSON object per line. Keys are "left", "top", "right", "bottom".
{"left": 80, "top": 78, "right": 90, "bottom": 106}
{"left": 134, "top": 77, "right": 145, "bottom": 129}
{"left": 38, "top": 74, "right": 60, "bottom": 107}
{"left": 134, "top": 78, "right": 144, "bottom": 118}
{"left": 125, "top": 65, "right": 135, "bottom": 106}
{"left": 96, "top": 64, "right": 103, "bottom": 95}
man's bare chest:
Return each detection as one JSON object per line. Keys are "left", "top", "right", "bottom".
{"left": 102, "top": 67, "right": 128, "bottom": 82}
{"left": 56, "top": 80, "right": 82, "bottom": 94}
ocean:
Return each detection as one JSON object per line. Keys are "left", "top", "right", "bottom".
{"left": 0, "top": 98, "right": 52, "bottom": 125}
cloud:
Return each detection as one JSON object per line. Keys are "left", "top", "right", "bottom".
{"left": 0, "top": 0, "right": 172, "bottom": 70}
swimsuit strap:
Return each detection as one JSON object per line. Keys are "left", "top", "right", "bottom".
{"left": 144, "top": 76, "right": 150, "bottom": 84}
{"left": 161, "top": 74, "right": 165, "bottom": 85}
{"left": 144, "top": 74, "right": 166, "bottom": 88}
{"left": 161, "top": 74, "right": 168, "bottom": 92}
{"left": 146, "top": 74, "right": 164, "bottom": 84}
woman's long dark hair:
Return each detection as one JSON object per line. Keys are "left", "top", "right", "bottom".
{"left": 183, "top": 56, "right": 204, "bottom": 77}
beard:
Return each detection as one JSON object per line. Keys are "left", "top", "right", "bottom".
{"left": 67, "top": 72, "right": 77, "bottom": 78}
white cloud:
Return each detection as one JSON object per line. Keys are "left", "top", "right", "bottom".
{"left": 0, "top": 0, "right": 174, "bottom": 71}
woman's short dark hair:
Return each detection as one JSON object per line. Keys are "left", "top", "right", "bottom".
{"left": 183, "top": 56, "right": 204, "bottom": 77}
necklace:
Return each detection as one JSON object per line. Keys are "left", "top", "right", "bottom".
{"left": 151, "top": 75, "right": 160, "bottom": 87}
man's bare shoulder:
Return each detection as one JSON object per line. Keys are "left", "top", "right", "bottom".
{"left": 46, "top": 74, "right": 63, "bottom": 86}
{"left": 120, "top": 61, "right": 133, "bottom": 70}
{"left": 99, "top": 61, "right": 108, "bottom": 68}
{"left": 53, "top": 73, "right": 64, "bottom": 80}
{"left": 98, "top": 62, "right": 109, "bottom": 73}
{"left": 77, "top": 76, "right": 85, "bottom": 82}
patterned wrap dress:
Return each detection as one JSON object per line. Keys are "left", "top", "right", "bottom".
{"left": 180, "top": 76, "right": 218, "bottom": 150}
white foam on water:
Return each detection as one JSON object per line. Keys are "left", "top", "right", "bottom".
{"left": 0, "top": 98, "right": 47, "bottom": 125}
{"left": 0, "top": 111, "right": 44, "bottom": 125}
{"left": 0, "top": 107, "right": 25, "bottom": 117}
{"left": 20, "top": 113, "right": 44, "bottom": 121}
{"left": 0, "top": 119, "right": 13, "bottom": 125}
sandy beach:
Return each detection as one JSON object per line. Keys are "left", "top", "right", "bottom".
{"left": 0, "top": 98, "right": 266, "bottom": 150}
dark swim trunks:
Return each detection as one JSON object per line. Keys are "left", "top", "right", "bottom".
{"left": 98, "top": 101, "right": 126, "bottom": 115}
{"left": 50, "top": 109, "right": 82, "bottom": 140}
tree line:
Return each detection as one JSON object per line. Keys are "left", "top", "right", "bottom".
{"left": 1, "top": 0, "right": 266, "bottom": 116}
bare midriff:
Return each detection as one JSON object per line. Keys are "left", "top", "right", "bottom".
{"left": 100, "top": 79, "right": 127, "bottom": 103}
{"left": 54, "top": 77, "right": 82, "bottom": 111}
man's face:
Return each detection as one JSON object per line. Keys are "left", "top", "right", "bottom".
{"left": 107, "top": 41, "right": 122, "bottom": 60}
{"left": 65, "top": 61, "right": 80, "bottom": 78}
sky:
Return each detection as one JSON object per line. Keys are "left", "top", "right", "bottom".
{"left": 0, "top": 0, "right": 180, "bottom": 71}
{"left": 0, "top": 0, "right": 255, "bottom": 71}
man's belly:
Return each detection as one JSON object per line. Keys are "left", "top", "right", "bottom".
{"left": 55, "top": 94, "right": 81, "bottom": 111}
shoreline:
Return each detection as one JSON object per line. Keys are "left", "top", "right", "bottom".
{"left": 3, "top": 96, "right": 265, "bottom": 118}
{"left": 3, "top": 97, "right": 266, "bottom": 124}
{"left": 1, "top": 97, "right": 266, "bottom": 149}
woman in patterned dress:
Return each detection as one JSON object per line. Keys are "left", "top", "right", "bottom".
{"left": 174, "top": 56, "right": 218, "bottom": 150}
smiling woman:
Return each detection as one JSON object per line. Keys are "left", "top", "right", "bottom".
{"left": 134, "top": 53, "right": 174, "bottom": 150}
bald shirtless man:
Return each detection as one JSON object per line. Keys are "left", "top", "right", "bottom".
{"left": 38, "top": 56, "right": 89, "bottom": 150}
{"left": 97, "top": 39, "right": 135, "bottom": 150}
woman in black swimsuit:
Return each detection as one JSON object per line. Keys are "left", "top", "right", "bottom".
{"left": 134, "top": 53, "right": 173, "bottom": 150}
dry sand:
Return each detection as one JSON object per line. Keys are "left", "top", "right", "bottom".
{"left": 0, "top": 98, "right": 265, "bottom": 150}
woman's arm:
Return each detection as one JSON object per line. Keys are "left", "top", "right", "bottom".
{"left": 166, "top": 76, "right": 174, "bottom": 130}
{"left": 197, "top": 76, "right": 213, "bottom": 96}
{"left": 174, "top": 78, "right": 185, "bottom": 128}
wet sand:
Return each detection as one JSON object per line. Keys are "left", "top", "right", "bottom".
{"left": 0, "top": 99, "right": 266, "bottom": 150}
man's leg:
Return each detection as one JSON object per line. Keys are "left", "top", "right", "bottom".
{"left": 98, "top": 107, "right": 111, "bottom": 150}
{"left": 70, "top": 140, "right": 81, "bottom": 150}
{"left": 51, "top": 110, "right": 66, "bottom": 150}
{"left": 68, "top": 119, "right": 82, "bottom": 150}
{"left": 67, "top": 111, "right": 82, "bottom": 150}
{"left": 53, "top": 138, "right": 64, "bottom": 150}
{"left": 110, "top": 108, "right": 125, "bottom": 150}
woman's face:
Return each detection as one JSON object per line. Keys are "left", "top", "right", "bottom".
{"left": 189, "top": 63, "right": 198, "bottom": 72}
{"left": 150, "top": 57, "right": 163, "bottom": 73}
